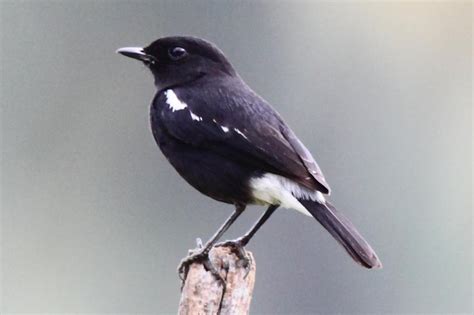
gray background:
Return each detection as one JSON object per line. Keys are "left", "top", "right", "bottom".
{"left": 1, "top": 1, "right": 472, "bottom": 314}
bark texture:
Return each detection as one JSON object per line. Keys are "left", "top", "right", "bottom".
{"left": 178, "top": 246, "right": 256, "bottom": 315}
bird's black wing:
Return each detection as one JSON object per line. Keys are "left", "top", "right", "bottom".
{"left": 279, "top": 124, "right": 331, "bottom": 194}
{"left": 156, "top": 82, "right": 330, "bottom": 193}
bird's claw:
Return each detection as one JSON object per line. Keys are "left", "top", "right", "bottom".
{"left": 215, "top": 238, "right": 252, "bottom": 277}
{"left": 177, "top": 247, "right": 225, "bottom": 289}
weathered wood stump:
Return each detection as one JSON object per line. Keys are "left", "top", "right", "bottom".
{"left": 178, "top": 245, "right": 256, "bottom": 315}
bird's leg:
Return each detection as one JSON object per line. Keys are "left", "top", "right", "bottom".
{"left": 216, "top": 204, "right": 279, "bottom": 271}
{"left": 178, "top": 204, "right": 245, "bottom": 285}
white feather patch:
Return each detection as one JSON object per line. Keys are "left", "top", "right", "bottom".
{"left": 165, "top": 89, "right": 187, "bottom": 112}
{"left": 190, "top": 111, "right": 202, "bottom": 121}
{"left": 248, "top": 173, "right": 326, "bottom": 216}
{"left": 234, "top": 128, "right": 248, "bottom": 140}
{"left": 221, "top": 126, "right": 229, "bottom": 132}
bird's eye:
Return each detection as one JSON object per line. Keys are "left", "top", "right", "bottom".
{"left": 168, "top": 47, "right": 188, "bottom": 61}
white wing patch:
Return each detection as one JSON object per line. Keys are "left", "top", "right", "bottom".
{"left": 248, "top": 173, "right": 326, "bottom": 216}
{"left": 234, "top": 128, "right": 248, "bottom": 140}
{"left": 211, "top": 119, "right": 247, "bottom": 138}
{"left": 165, "top": 89, "right": 187, "bottom": 112}
{"left": 190, "top": 111, "right": 203, "bottom": 121}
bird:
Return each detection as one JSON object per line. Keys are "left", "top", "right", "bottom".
{"left": 117, "top": 36, "right": 382, "bottom": 281}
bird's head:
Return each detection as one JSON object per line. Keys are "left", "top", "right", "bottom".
{"left": 117, "top": 36, "right": 236, "bottom": 90}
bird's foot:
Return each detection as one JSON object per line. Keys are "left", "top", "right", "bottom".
{"left": 177, "top": 239, "right": 225, "bottom": 289}
{"left": 215, "top": 237, "right": 252, "bottom": 276}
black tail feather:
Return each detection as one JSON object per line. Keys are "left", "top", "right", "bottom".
{"left": 299, "top": 199, "right": 382, "bottom": 269}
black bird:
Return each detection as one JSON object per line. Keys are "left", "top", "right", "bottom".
{"left": 117, "top": 36, "right": 382, "bottom": 279}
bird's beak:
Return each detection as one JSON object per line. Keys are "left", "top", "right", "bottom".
{"left": 116, "top": 47, "right": 155, "bottom": 63}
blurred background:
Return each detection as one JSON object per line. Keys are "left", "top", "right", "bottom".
{"left": 1, "top": 1, "right": 472, "bottom": 314}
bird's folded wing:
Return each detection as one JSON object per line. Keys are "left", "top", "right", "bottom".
{"left": 279, "top": 124, "right": 331, "bottom": 194}
{"left": 157, "top": 86, "right": 330, "bottom": 193}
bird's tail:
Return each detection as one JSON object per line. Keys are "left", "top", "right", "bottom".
{"left": 298, "top": 198, "right": 382, "bottom": 269}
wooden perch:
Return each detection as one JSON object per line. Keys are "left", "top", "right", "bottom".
{"left": 178, "top": 245, "right": 256, "bottom": 315}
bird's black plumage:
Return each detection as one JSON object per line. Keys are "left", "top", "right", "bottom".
{"left": 117, "top": 36, "right": 381, "bottom": 271}
{"left": 151, "top": 75, "right": 330, "bottom": 202}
